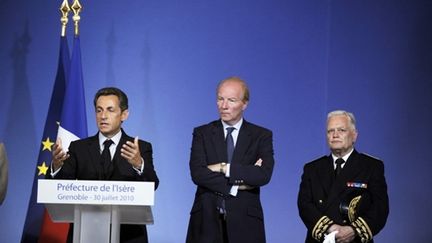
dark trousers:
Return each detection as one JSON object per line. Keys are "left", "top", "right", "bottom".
{"left": 218, "top": 214, "right": 229, "bottom": 243}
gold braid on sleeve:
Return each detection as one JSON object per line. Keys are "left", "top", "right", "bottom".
{"left": 312, "top": 216, "right": 333, "bottom": 241}
{"left": 351, "top": 217, "right": 373, "bottom": 243}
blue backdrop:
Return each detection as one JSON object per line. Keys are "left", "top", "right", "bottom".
{"left": 1, "top": 1, "right": 431, "bottom": 242}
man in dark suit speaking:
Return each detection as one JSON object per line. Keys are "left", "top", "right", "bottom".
{"left": 186, "top": 77, "right": 275, "bottom": 243}
{"left": 48, "top": 87, "right": 159, "bottom": 243}
{"left": 297, "top": 110, "right": 389, "bottom": 243}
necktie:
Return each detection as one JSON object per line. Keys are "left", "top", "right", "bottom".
{"left": 101, "top": 139, "right": 114, "bottom": 178}
{"left": 226, "top": 127, "right": 235, "bottom": 163}
{"left": 217, "top": 127, "right": 235, "bottom": 217}
{"left": 335, "top": 158, "right": 345, "bottom": 177}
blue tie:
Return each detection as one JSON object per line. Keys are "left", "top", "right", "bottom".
{"left": 226, "top": 127, "right": 235, "bottom": 163}
{"left": 217, "top": 127, "right": 235, "bottom": 217}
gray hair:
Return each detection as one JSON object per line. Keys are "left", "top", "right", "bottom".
{"left": 327, "top": 110, "right": 356, "bottom": 130}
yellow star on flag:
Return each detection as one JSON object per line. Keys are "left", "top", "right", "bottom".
{"left": 38, "top": 162, "right": 49, "bottom": 176}
{"left": 42, "top": 137, "right": 55, "bottom": 151}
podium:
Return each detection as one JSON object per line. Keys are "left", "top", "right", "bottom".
{"left": 37, "top": 179, "right": 154, "bottom": 243}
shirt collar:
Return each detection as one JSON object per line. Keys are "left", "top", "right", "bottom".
{"left": 332, "top": 148, "right": 354, "bottom": 162}
{"left": 98, "top": 130, "right": 122, "bottom": 148}
{"left": 221, "top": 118, "right": 243, "bottom": 131}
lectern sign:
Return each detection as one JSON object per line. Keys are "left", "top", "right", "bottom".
{"left": 37, "top": 179, "right": 154, "bottom": 206}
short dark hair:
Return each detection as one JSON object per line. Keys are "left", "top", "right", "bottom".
{"left": 94, "top": 87, "right": 128, "bottom": 111}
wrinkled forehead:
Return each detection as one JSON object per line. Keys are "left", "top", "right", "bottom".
{"left": 218, "top": 81, "right": 245, "bottom": 98}
{"left": 327, "top": 115, "right": 352, "bottom": 128}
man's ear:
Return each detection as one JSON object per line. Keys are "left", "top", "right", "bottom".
{"left": 121, "top": 109, "right": 129, "bottom": 122}
{"left": 242, "top": 101, "right": 248, "bottom": 111}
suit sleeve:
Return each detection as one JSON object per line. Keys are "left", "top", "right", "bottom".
{"left": 189, "top": 128, "right": 232, "bottom": 195}
{"left": 45, "top": 141, "right": 79, "bottom": 180}
{"left": 297, "top": 164, "right": 334, "bottom": 241}
{"left": 138, "top": 141, "right": 159, "bottom": 190}
{"left": 228, "top": 130, "right": 274, "bottom": 186}
{"left": 350, "top": 160, "right": 389, "bottom": 242}
{"left": 0, "top": 144, "right": 8, "bottom": 204}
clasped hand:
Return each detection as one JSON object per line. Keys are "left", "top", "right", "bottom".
{"left": 327, "top": 224, "right": 355, "bottom": 243}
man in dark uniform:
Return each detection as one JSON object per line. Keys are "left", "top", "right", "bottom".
{"left": 298, "top": 110, "right": 389, "bottom": 243}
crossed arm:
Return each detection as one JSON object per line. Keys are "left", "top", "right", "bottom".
{"left": 207, "top": 158, "right": 263, "bottom": 190}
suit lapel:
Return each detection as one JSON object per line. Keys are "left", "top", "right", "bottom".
{"left": 231, "top": 121, "right": 252, "bottom": 165}
{"left": 87, "top": 134, "right": 104, "bottom": 179}
{"left": 108, "top": 132, "right": 132, "bottom": 179}
{"left": 325, "top": 150, "right": 362, "bottom": 209}
{"left": 338, "top": 151, "right": 362, "bottom": 182}
{"left": 317, "top": 156, "right": 335, "bottom": 196}
{"left": 211, "top": 121, "right": 227, "bottom": 163}
{"left": 113, "top": 133, "right": 129, "bottom": 164}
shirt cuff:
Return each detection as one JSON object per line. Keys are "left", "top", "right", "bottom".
{"left": 225, "top": 163, "right": 231, "bottom": 177}
{"left": 229, "top": 185, "right": 239, "bottom": 196}
{"left": 132, "top": 157, "right": 145, "bottom": 175}
{"left": 50, "top": 162, "right": 61, "bottom": 177}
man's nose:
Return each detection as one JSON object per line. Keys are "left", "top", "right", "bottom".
{"left": 219, "top": 101, "right": 226, "bottom": 109}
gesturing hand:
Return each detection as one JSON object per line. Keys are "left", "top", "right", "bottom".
{"left": 121, "top": 136, "right": 143, "bottom": 168}
{"left": 52, "top": 137, "right": 69, "bottom": 171}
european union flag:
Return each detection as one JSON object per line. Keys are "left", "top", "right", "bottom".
{"left": 20, "top": 36, "right": 71, "bottom": 243}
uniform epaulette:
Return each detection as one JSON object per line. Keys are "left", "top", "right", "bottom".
{"left": 309, "top": 155, "right": 328, "bottom": 163}
{"left": 360, "top": 152, "right": 381, "bottom": 161}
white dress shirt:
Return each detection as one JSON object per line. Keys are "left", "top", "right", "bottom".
{"left": 221, "top": 118, "right": 243, "bottom": 196}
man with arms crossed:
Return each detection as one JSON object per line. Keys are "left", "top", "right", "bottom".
{"left": 186, "top": 77, "right": 275, "bottom": 243}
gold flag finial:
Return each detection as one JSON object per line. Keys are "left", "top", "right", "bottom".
{"left": 59, "top": 0, "right": 71, "bottom": 37}
{"left": 71, "top": 0, "right": 83, "bottom": 36}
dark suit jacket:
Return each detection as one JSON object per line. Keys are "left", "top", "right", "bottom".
{"left": 48, "top": 130, "right": 159, "bottom": 243}
{"left": 186, "top": 120, "right": 275, "bottom": 243}
{"left": 0, "top": 143, "right": 8, "bottom": 204}
{"left": 297, "top": 150, "right": 389, "bottom": 243}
